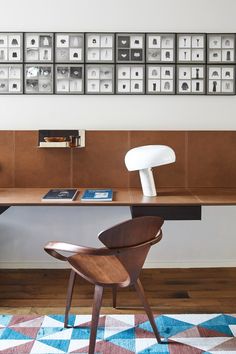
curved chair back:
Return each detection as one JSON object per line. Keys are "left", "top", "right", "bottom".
{"left": 98, "top": 216, "right": 164, "bottom": 284}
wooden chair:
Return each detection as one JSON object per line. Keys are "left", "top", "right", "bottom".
{"left": 44, "top": 216, "right": 164, "bottom": 354}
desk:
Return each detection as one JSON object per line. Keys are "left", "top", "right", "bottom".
{"left": 0, "top": 187, "right": 236, "bottom": 220}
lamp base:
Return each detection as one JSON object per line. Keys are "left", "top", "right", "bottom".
{"left": 139, "top": 168, "right": 157, "bottom": 197}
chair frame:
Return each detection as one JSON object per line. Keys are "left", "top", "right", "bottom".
{"left": 44, "top": 216, "right": 164, "bottom": 354}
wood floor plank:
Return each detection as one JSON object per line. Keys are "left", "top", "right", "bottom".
{"left": 0, "top": 268, "right": 236, "bottom": 314}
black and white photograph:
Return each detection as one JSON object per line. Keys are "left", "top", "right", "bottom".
{"left": 24, "top": 64, "right": 53, "bottom": 93}
{"left": 86, "top": 33, "right": 114, "bottom": 62}
{"left": 55, "top": 33, "right": 84, "bottom": 62}
{"left": 25, "top": 33, "right": 54, "bottom": 62}
{"left": 116, "top": 34, "right": 145, "bottom": 63}
{"left": 0, "top": 64, "right": 23, "bottom": 93}
{"left": 177, "top": 34, "right": 206, "bottom": 63}
{"left": 207, "top": 65, "right": 235, "bottom": 94}
{"left": 116, "top": 65, "right": 145, "bottom": 94}
{"left": 177, "top": 65, "right": 206, "bottom": 94}
{"left": 146, "top": 33, "right": 175, "bottom": 63}
{"left": 207, "top": 34, "right": 235, "bottom": 63}
{"left": 55, "top": 64, "right": 84, "bottom": 94}
{"left": 85, "top": 64, "right": 114, "bottom": 94}
{"left": 0, "top": 33, "right": 23, "bottom": 62}
{"left": 146, "top": 65, "right": 175, "bottom": 94}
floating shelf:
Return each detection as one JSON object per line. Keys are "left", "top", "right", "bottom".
{"left": 38, "top": 130, "right": 85, "bottom": 148}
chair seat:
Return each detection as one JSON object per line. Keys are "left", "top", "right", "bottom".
{"left": 68, "top": 254, "right": 130, "bottom": 287}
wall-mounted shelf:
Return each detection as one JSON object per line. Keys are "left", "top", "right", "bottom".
{"left": 38, "top": 129, "right": 85, "bottom": 148}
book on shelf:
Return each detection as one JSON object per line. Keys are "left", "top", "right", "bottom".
{"left": 42, "top": 189, "right": 78, "bottom": 202}
{"left": 81, "top": 189, "right": 113, "bottom": 202}
{"left": 39, "top": 142, "right": 70, "bottom": 148}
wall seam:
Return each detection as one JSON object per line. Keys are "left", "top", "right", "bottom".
{"left": 185, "top": 131, "right": 189, "bottom": 189}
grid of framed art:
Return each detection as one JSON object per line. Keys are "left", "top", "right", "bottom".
{"left": 0, "top": 32, "right": 236, "bottom": 95}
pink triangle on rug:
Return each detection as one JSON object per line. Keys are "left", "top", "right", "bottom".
{"left": 73, "top": 340, "right": 134, "bottom": 353}
{"left": 168, "top": 338, "right": 204, "bottom": 354}
{"left": 211, "top": 337, "right": 236, "bottom": 351}
{"left": 9, "top": 315, "right": 42, "bottom": 327}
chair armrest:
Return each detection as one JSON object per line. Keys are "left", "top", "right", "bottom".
{"left": 44, "top": 241, "right": 97, "bottom": 261}
{"left": 44, "top": 241, "right": 116, "bottom": 261}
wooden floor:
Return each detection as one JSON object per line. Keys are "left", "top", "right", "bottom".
{"left": 0, "top": 268, "right": 236, "bottom": 315}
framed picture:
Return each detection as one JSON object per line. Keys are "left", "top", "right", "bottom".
{"left": 116, "top": 33, "right": 145, "bottom": 63}
{"left": 146, "top": 33, "right": 175, "bottom": 63}
{"left": 177, "top": 65, "right": 206, "bottom": 94}
{"left": 207, "top": 65, "right": 235, "bottom": 94}
{"left": 55, "top": 33, "right": 84, "bottom": 62}
{"left": 24, "top": 64, "right": 53, "bottom": 94}
{"left": 55, "top": 65, "right": 84, "bottom": 94}
{"left": 0, "top": 33, "right": 23, "bottom": 62}
{"left": 0, "top": 64, "right": 23, "bottom": 94}
{"left": 116, "top": 65, "right": 145, "bottom": 94}
{"left": 85, "top": 64, "right": 114, "bottom": 94}
{"left": 177, "top": 33, "right": 206, "bottom": 63}
{"left": 24, "top": 33, "right": 54, "bottom": 62}
{"left": 146, "top": 65, "right": 175, "bottom": 94}
{"left": 86, "top": 33, "right": 115, "bottom": 63}
{"left": 207, "top": 34, "right": 235, "bottom": 63}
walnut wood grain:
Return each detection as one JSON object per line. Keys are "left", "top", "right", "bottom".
{"left": 1, "top": 268, "right": 236, "bottom": 314}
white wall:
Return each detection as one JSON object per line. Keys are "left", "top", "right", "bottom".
{"left": 0, "top": 206, "right": 235, "bottom": 268}
{"left": 0, "top": 0, "right": 236, "bottom": 268}
{"left": 0, "top": 0, "right": 236, "bottom": 130}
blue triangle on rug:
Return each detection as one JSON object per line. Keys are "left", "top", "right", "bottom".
{"left": 0, "top": 327, "right": 33, "bottom": 340}
{"left": 138, "top": 315, "right": 194, "bottom": 338}
{"left": 39, "top": 339, "right": 70, "bottom": 352}
{"left": 0, "top": 315, "right": 12, "bottom": 327}
{"left": 36, "top": 326, "right": 67, "bottom": 339}
{"left": 106, "top": 327, "right": 135, "bottom": 340}
{"left": 106, "top": 337, "right": 136, "bottom": 352}
{"left": 71, "top": 326, "right": 104, "bottom": 339}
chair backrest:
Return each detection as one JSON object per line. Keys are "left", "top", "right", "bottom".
{"left": 98, "top": 216, "right": 164, "bottom": 283}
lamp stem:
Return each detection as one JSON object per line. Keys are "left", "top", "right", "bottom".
{"left": 139, "top": 168, "right": 157, "bottom": 197}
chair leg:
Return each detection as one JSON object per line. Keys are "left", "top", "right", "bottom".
{"left": 112, "top": 286, "right": 117, "bottom": 308}
{"left": 89, "top": 285, "right": 103, "bottom": 354}
{"left": 134, "top": 278, "right": 162, "bottom": 343}
{"left": 64, "top": 270, "right": 76, "bottom": 328}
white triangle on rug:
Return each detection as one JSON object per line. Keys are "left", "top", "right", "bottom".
{"left": 104, "top": 315, "right": 134, "bottom": 339}
{"left": 210, "top": 351, "right": 236, "bottom": 354}
{"left": 74, "top": 315, "right": 92, "bottom": 326}
{"left": 173, "top": 337, "right": 230, "bottom": 351}
{"left": 104, "top": 325, "right": 133, "bottom": 340}
{"left": 41, "top": 316, "right": 65, "bottom": 328}
{"left": 165, "top": 313, "right": 221, "bottom": 325}
{"left": 11, "top": 316, "right": 44, "bottom": 328}
{"left": 229, "top": 325, "right": 236, "bottom": 336}
{"left": 135, "top": 338, "right": 158, "bottom": 352}
{"left": 0, "top": 340, "right": 32, "bottom": 351}
{"left": 68, "top": 339, "right": 99, "bottom": 352}
{"left": 107, "top": 315, "right": 134, "bottom": 327}
{"left": 30, "top": 340, "right": 65, "bottom": 353}
{"left": 39, "top": 327, "right": 73, "bottom": 340}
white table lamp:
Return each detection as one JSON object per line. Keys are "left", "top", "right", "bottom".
{"left": 125, "top": 145, "right": 176, "bottom": 197}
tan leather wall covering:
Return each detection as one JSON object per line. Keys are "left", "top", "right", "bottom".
{"left": 0, "top": 131, "right": 235, "bottom": 188}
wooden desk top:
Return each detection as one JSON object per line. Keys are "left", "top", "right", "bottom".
{"left": 0, "top": 188, "right": 236, "bottom": 206}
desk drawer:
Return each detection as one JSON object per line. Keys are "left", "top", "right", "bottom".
{"left": 130, "top": 205, "right": 201, "bottom": 220}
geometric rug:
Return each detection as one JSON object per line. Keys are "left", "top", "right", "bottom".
{"left": 0, "top": 314, "right": 236, "bottom": 353}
